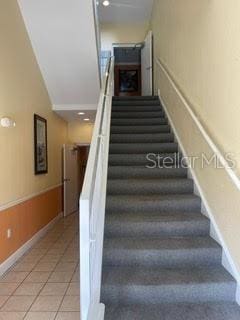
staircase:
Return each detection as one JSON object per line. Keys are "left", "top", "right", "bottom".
{"left": 101, "top": 96, "right": 240, "bottom": 319}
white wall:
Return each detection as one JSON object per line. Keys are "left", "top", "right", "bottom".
{"left": 18, "top": 0, "right": 100, "bottom": 109}
{"left": 151, "top": 0, "right": 240, "bottom": 283}
{"left": 68, "top": 122, "right": 94, "bottom": 144}
{"left": 101, "top": 22, "right": 149, "bottom": 52}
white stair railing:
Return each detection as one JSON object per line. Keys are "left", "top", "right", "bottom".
{"left": 80, "top": 57, "right": 114, "bottom": 320}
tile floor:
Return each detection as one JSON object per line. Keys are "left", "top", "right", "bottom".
{"left": 0, "top": 213, "right": 80, "bottom": 320}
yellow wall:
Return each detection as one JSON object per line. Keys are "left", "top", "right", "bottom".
{"left": 0, "top": 0, "right": 67, "bottom": 207}
{"left": 68, "top": 122, "right": 93, "bottom": 144}
{"left": 101, "top": 22, "right": 149, "bottom": 51}
{"left": 151, "top": 0, "right": 240, "bottom": 275}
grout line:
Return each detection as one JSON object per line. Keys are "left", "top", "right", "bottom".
{"left": 0, "top": 213, "right": 79, "bottom": 318}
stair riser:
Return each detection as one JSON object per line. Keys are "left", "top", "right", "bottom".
{"left": 111, "top": 112, "right": 165, "bottom": 119}
{"left": 113, "top": 101, "right": 160, "bottom": 106}
{"left": 111, "top": 125, "right": 171, "bottom": 134}
{"left": 108, "top": 153, "right": 180, "bottom": 166}
{"left": 110, "top": 133, "right": 174, "bottom": 143}
{"left": 111, "top": 118, "right": 168, "bottom": 126}
{"left": 104, "top": 220, "right": 210, "bottom": 238}
{"left": 113, "top": 96, "right": 159, "bottom": 101}
{"left": 107, "top": 180, "right": 193, "bottom": 195}
{"left": 107, "top": 167, "right": 188, "bottom": 179}
{"left": 103, "top": 248, "right": 222, "bottom": 268}
{"left": 106, "top": 198, "right": 201, "bottom": 213}
{"left": 102, "top": 282, "right": 236, "bottom": 304}
{"left": 109, "top": 143, "right": 178, "bottom": 154}
{"left": 112, "top": 106, "right": 162, "bottom": 112}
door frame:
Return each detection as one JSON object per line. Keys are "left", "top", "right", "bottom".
{"left": 62, "top": 143, "right": 90, "bottom": 216}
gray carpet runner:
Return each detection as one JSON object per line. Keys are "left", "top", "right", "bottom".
{"left": 101, "top": 96, "right": 240, "bottom": 319}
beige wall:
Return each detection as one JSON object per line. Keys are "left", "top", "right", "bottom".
{"left": 151, "top": 1, "right": 240, "bottom": 276}
{"left": 0, "top": 0, "right": 67, "bottom": 206}
{"left": 68, "top": 122, "right": 93, "bottom": 144}
{"left": 101, "top": 22, "right": 149, "bottom": 51}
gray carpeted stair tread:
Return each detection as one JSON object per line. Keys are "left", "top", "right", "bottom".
{"left": 107, "top": 166, "right": 188, "bottom": 179}
{"left": 110, "top": 133, "right": 174, "bottom": 143}
{"left": 111, "top": 124, "right": 171, "bottom": 133}
{"left": 107, "top": 178, "right": 193, "bottom": 195}
{"left": 104, "top": 236, "right": 219, "bottom": 250}
{"left": 108, "top": 153, "right": 180, "bottom": 166}
{"left": 102, "top": 265, "right": 235, "bottom": 287}
{"left": 109, "top": 142, "right": 178, "bottom": 154}
{"left": 102, "top": 266, "right": 236, "bottom": 304}
{"left": 103, "top": 236, "right": 222, "bottom": 267}
{"left": 106, "top": 194, "right": 201, "bottom": 213}
{"left": 112, "top": 105, "right": 162, "bottom": 112}
{"left": 112, "top": 100, "right": 160, "bottom": 106}
{"left": 113, "top": 96, "right": 159, "bottom": 101}
{"left": 111, "top": 111, "right": 165, "bottom": 119}
{"left": 104, "top": 303, "right": 240, "bottom": 320}
{"left": 105, "top": 212, "right": 210, "bottom": 237}
{"left": 111, "top": 118, "right": 168, "bottom": 126}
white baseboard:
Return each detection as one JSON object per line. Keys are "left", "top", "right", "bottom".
{"left": 158, "top": 91, "right": 240, "bottom": 305}
{"left": 0, "top": 212, "right": 63, "bottom": 276}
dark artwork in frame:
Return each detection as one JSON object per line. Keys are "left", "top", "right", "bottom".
{"left": 34, "top": 114, "right": 48, "bottom": 175}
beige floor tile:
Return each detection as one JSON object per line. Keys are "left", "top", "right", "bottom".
{"left": 24, "top": 272, "right": 51, "bottom": 283}
{"left": 71, "top": 271, "right": 79, "bottom": 283}
{"left": 40, "top": 255, "right": 62, "bottom": 263}
{"left": 0, "top": 312, "right": 26, "bottom": 320}
{"left": 66, "top": 283, "right": 79, "bottom": 296}
{"left": 55, "top": 312, "right": 80, "bottom": 320}
{"left": 48, "top": 272, "right": 73, "bottom": 283}
{"left": 1, "top": 296, "right": 36, "bottom": 311}
{"left": 29, "top": 249, "right": 47, "bottom": 256}
{"left": 59, "top": 296, "right": 80, "bottom": 312}
{"left": 0, "top": 272, "right": 29, "bottom": 283}
{"left": 20, "top": 256, "right": 41, "bottom": 264}
{"left": 14, "top": 283, "right": 44, "bottom": 296}
{"left": 0, "top": 283, "right": 20, "bottom": 295}
{"left": 55, "top": 263, "right": 77, "bottom": 272}
{"left": 12, "top": 262, "right": 37, "bottom": 272}
{"left": 47, "top": 249, "right": 66, "bottom": 255}
{"left": 0, "top": 296, "right": 10, "bottom": 308}
{"left": 33, "top": 263, "right": 57, "bottom": 272}
{"left": 24, "top": 311, "right": 56, "bottom": 320}
{"left": 40, "top": 283, "right": 68, "bottom": 296}
{"left": 30, "top": 296, "right": 63, "bottom": 312}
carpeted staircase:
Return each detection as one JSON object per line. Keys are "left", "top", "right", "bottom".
{"left": 101, "top": 96, "right": 240, "bottom": 319}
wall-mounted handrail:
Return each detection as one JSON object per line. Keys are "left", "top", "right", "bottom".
{"left": 80, "top": 56, "right": 114, "bottom": 320}
{"left": 156, "top": 57, "right": 240, "bottom": 191}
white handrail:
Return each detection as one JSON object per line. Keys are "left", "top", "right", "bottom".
{"left": 156, "top": 58, "right": 240, "bottom": 191}
{"left": 80, "top": 57, "right": 114, "bottom": 320}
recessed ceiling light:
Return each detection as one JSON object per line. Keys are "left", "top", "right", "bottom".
{"left": 84, "top": 118, "right": 90, "bottom": 121}
{"left": 78, "top": 112, "right": 85, "bottom": 115}
{"left": 103, "top": 0, "right": 110, "bottom": 7}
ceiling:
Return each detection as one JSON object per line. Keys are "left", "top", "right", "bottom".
{"left": 18, "top": 0, "right": 100, "bottom": 110}
{"left": 98, "top": 0, "right": 154, "bottom": 24}
{"left": 55, "top": 110, "right": 96, "bottom": 123}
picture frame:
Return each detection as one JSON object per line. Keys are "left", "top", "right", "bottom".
{"left": 34, "top": 114, "right": 48, "bottom": 175}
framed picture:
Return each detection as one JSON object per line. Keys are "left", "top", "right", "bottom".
{"left": 34, "top": 114, "right": 48, "bottom": 175}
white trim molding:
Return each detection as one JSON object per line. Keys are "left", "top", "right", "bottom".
{"left": 156, "top": 58, "right": 240, "bottom": 191}
{"left": 156, "top": 59, "right": 240, "bottom": 305}
{"left": 0, "top": 212, "right": 63, "bottom": 276}
{"left": 0, "top": 184, "right": 63, "bottom": 213}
